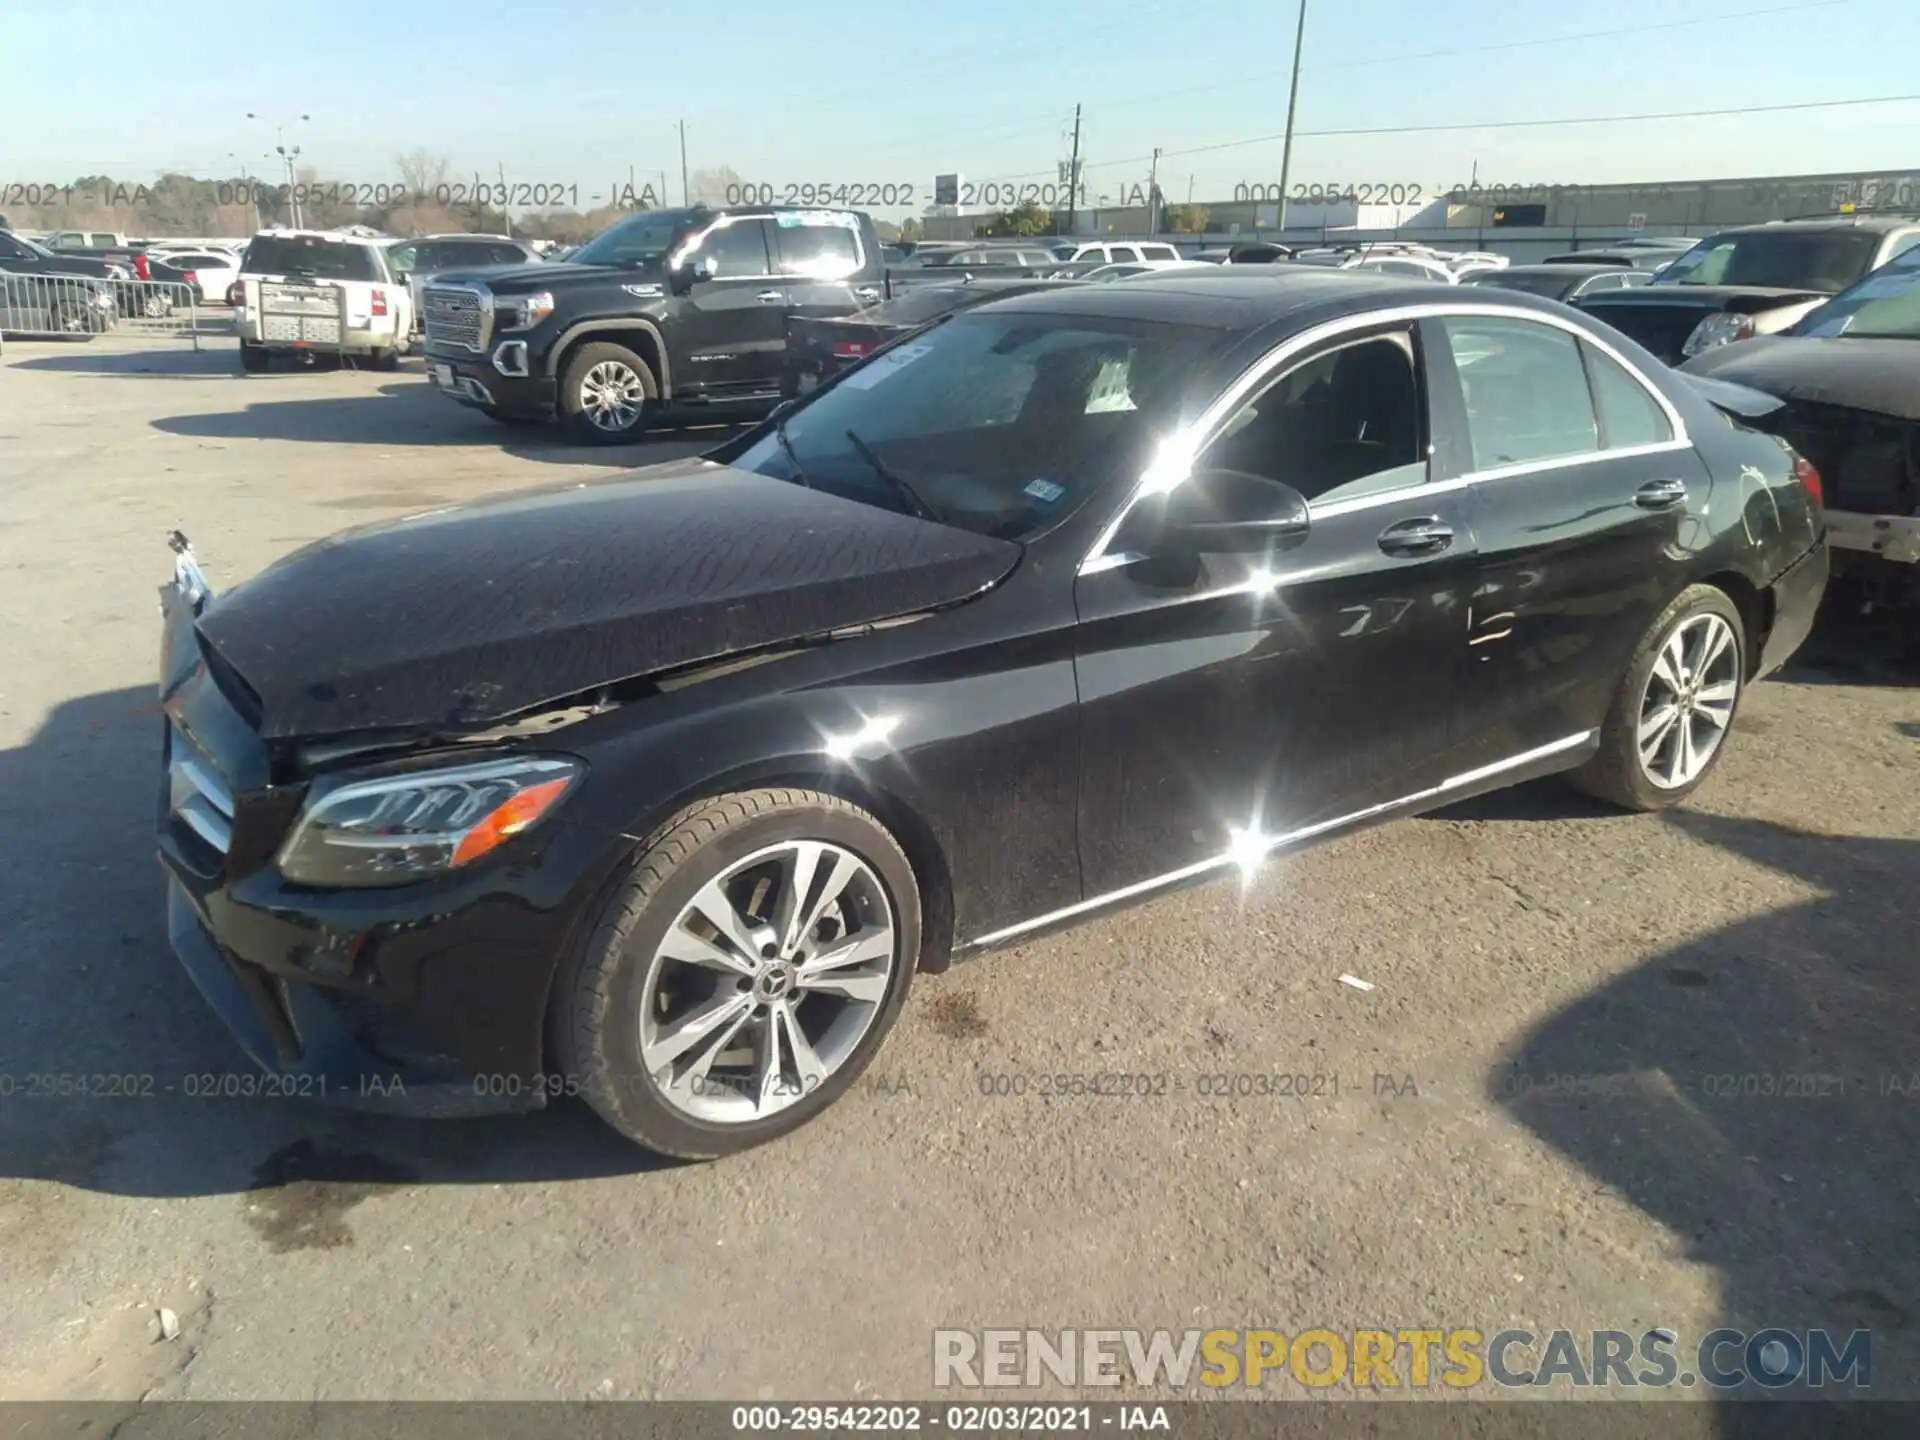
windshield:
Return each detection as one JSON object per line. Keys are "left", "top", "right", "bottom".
{"left": 569, "top": 208, "right": 694, "bottom": 267}
{"left": 242, "top": 235, "right": 379, "bottom": 281}
{"left": 1789, "top": 249, "right": 1920, "bottom": 339}
{"left": 1470, "top": 270, "right": 1580, "bottom": 299}
{"left": 1653, "top": 229, "right": 1881, "bottom": 291}
{"left": 732, "top": 309, "right": 1222, "bottom": 541}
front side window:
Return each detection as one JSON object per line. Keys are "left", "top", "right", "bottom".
{"left": 773, "top": 218, "right": 861, "bottom": 279}
{"left": 729, "top": 311, "right": 1221, "bottom": 540}
{"left": 1201, "top": 333, "right": 1426, "bottom": 506}
{"left": 1442, "top": 317, "right": 1598, "bottom": 469}
{"left": 687, "top": 218, "right": 773, "bottom": 278}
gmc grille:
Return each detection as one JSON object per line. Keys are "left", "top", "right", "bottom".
{"left": 423, "top": 285, "right": 489, "bottom": 351}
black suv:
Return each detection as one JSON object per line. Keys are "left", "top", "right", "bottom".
{"left": 1575, "top": 212, "right": 1920, "bottom": 365}
{"left": 421, "top": 205, "right": 888, "bottom": 443}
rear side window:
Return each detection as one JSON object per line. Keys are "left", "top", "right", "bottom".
{"left": 1581, "top": 340, "right": 1674, "bottom": 448}
{"left": 1108, "top": 245, "right": 1142, "bottom": 263}
{"left": 1140, "top": 244, "right": 1180, "bottom": 260}
{"left": 689, "top": 218, "right": 773, "bottom": 277}
{"left": 773, "top": 217, "right": 862, "bottom": 279}
{"left": 242, "top": 235, "right": 379, "bottom": 281}
{"left": 1441, "top": 316, "right": 1598, "bottom": 469}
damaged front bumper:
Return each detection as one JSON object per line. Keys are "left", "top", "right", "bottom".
{"left": 155, "top": 541, "right": 585, "bottom": 1116}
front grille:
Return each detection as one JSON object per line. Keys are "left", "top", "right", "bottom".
{"left": 1586, "top": 303, "right": 1705, "bottom": 365}
{"left": 423, "top": 285, "right": 489, "bottom": 351}
{"left": 169, "top": 725, "right": 234, "bottom": 858}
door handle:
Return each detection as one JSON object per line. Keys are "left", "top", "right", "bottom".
{"left": 1634, "top": 477, "right": 1688, "bottom": 509}
{"left": 1377, "top": 516, "right": 1454, "bottom": 557}
{"left": 755, "top": 289, "right": 784, "bottom": 303}
{"left": 854, "top": 286, "right": 881, "bottom": 303}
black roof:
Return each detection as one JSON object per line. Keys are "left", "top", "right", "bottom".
{"left": 1715, "top": 214, "right": 1920, "bottom": 236}
{"left": 968, "top": 269, "right": 1500, "bottom": 332}
{"left": 1483, "top": 263, "right": 1633, "bottom": 279}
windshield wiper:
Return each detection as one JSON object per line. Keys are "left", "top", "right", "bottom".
{"left": 844, "top": 428, "right": 941, "bottom": 522}
{"left": 773, "top": 418, "right": 814, "bottom": 490}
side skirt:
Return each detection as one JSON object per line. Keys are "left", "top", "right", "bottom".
{"left": 952, "top": 730, "right": 1598, "bottom": 958}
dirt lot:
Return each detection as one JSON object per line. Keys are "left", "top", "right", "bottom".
{"left": 1, "top": 336, "right": 1915, "bottom": 1406}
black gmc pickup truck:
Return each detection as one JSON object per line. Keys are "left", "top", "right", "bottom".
{"left": 420, "top": 205, "right": 889, "bottom": 443}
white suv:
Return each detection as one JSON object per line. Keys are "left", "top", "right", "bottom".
{"left": 1062, "top": 241, "right": 1184, "bottom": 264}
{"left": 234, "top": 230, "right": 413, "bottom": 373}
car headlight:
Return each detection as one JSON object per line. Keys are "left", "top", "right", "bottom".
{"left": 1682, "top": 312, "right": 1755, "bottom": 356}
{"left": 496, "top": 291, "right": 554, "bottom": 331}
{"left": 276, "top": 755, "right": 583, "bottom": 888}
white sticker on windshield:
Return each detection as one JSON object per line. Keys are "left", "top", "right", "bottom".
{"left": 775, "top": 210, "right": 860, "bottom": 230}
{"left": 839, "top": 342, "right": 933, "bottom": 390}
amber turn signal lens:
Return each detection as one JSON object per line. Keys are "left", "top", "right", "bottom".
{"left": 451, "top": 777, "right": 575, "bottom": 867}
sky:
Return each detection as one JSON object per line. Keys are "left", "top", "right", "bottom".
{"left": 2, "top": 0, "right": 1918, "bottom": 215}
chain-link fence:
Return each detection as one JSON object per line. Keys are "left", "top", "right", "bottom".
{"left": 0, "top": 274, "right": 205, "bottom": 347}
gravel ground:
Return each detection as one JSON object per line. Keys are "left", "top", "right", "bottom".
{"left": 0, "top": 336, "right": 1915, "bottom": 1407}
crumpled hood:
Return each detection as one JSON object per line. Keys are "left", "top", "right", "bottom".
{"left": 195, "top": 460, "right": 1020, "bottom": 740}
{"left": 1681, "top": 336, "right": 1920, "bottom": 422}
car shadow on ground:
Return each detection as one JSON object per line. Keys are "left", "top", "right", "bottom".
{"left": 0, "top": 686, "right": 673, "bottom": 1199}
{"left": 7, "top": 346, "right": 241, "bottom": 379}
{"left": 147, "top": 378, "right": 749, "bottom": 463}
{"left": 1494, "top": 808, "right": 1920, "bottom": 1411}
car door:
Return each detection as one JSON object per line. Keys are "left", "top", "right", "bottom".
{"left": 674, "top": 215, "right": 785, "bottom": 397}
{"left": 1072, "top": 321, "right": 1480, "bottom": 896}
{"left": 1423, "top": 310, "right": 1707, "bottom": 775}
{"left": 772, "top": 212, "right": 883, "bottom": 347}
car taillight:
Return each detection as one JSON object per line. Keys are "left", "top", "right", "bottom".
{"left": 1791, "top": 451, "right": 1823, "bottom": 509}
{"left": 183, "top": 271, "right": 198, "bottom": 288}
{"left": 133, "top": 254, "right": 150, "bottom": 280}
{"left": 371, "top": 288, "right": 388, "bottom": 317}
{"left": 832, "top": 340, "right": 874, "bottom": 358}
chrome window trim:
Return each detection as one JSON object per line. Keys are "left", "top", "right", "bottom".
{"left": 959, "top": 729, "right": 1595, "bottom": 950}
{"left": 1076, "top": 300, "right": 1691, "bottom": 577}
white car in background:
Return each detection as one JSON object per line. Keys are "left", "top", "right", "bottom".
{"left": 234, "top": 229, "right": 413, "bottom": 372}
{"left": 1059, "top": 240, "right": 1186, "bottom": 265}
{"left": 146, "top": 248, "right": 242, "bottom": 304}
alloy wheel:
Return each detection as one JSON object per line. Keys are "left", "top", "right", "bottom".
{"left": 579, "top": 360, "right": 647, "bottom": 432}
{"left": 1637, "top": 611, "right": 1740, "bottom": 789}
{"left": 639, "top": 839, "right": 898, "bottom": 1124}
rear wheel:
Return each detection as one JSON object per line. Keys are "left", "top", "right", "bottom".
{"left": 369, "top": 347, "right": 400, "bottom": 372}
{"left": 556, "top": 789, "right": 919, "bottom": 1159}
{"left": 559, "top": 341, "right": 657, "bottom": 444}
{"left": 1568, "top": 584, "right": 1746, "bottom": 811}
{"left": 238, "top": 341, "right": 270, "bottom": 374}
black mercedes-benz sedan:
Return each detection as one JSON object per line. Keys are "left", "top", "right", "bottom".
{"left": 157, "top": 272, "right": 1829, "bottom": 1158}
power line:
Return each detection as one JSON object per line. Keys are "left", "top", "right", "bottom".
{"left": 1078, "top": 0, "right": 1852, "bottom": 118}
{"left": 977, "top": 90, "right": 1920, "bottom": 182}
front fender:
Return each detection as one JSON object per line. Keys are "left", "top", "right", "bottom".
{"left": 544, "top": 316, "right": 673, "bottom": 395}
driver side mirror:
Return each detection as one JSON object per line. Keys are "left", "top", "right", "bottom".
{"left": 1119, "top": 468, "right": 1312, "bottom": 583}
{"left": 1158, "top": 468, "right": 1312, "bottom": 550}
{"left": 670, "top": 255, "right": 714, "bottom": 295}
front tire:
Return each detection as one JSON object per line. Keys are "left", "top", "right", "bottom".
{"left": 559, "top": 341, "right": 657, "bottom": 444}
{"left": 557, "top": 789, "right": 920, "bottom": 1159}
{"left": 1568, "top": 584, "right": 1746, "bottom": 811}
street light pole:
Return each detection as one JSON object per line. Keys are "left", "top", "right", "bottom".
{"left": 1147, "top": 148, "right": 1161, "bottom": 234}
{"left": 247, "top": 112, "right": 310, "bottom": 226}
{"left": 1275, "top": 0, "right": 1309, "bottom": 233}
{"left": 679, "top": 121, "right": 690, "bottom": 206}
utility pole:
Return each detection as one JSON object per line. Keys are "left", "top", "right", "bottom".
{"left": 499, "top": 161, "right": 511, "bottom": 233}
{"left": 1064, "top": 103, "right": 1083, "bottom": 234}
{"left": 678, "top": 121, "right": 690, "bottom": 206}
{"left": 1275, "top": 0, "right": 1309, "bottom": 232}
{"left": 1147, "top": 148, "right": 1161, "bottom": 234}
{"left": 247, "top": 112, "right": 310, "bottom": 227}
